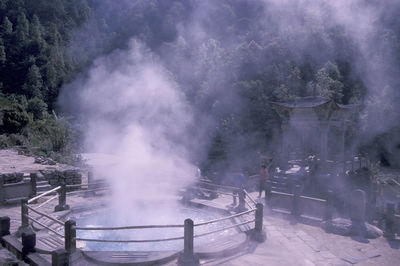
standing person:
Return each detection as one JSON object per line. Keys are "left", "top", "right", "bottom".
{"left": 259, "top": 164, "right": 269, "bottom": 198}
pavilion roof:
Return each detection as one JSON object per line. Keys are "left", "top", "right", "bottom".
{"left": 270, "top": 96, "right": 358, "bottom": 123}
{"left": 270, "top": 96, "right": 331, "bottom": 108}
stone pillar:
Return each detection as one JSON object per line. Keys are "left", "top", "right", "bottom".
{"left": 350, "top": 189, "right": 367, "bottom": 237}
{"left": 324, "top": 190, "right": 334, "bottom": 221}
{"left": 16, "top": 199, "right": 33, "bottom": 237}
{"left": 292, "top": 185, "right": 301, "bottom": 217}
{"left": 0, "top": 176, "right": 4, "bottom": 204}
{"left": 65, "top": 220, "right": 76, "bottom": 254}
{"left": 55, "top": 182, "right": 69, "bottom": 212}
{"left": 52, "top": 249, "right": 69, "bottom": 266}
{"left": 320, "top": 123, "right": 329, "bottom": 163}
{"left": 251, "top": 203, "right": 266, "bottom": 242}
{"left": 0, "top": 216, "right": 10, "bottom": 237}
{"left": 22, "top": 231, "right": 36, "bottom": 258}
{"left": 280, "top": 122, "right": 290, "bottom": 168}
{"left": 341, "top": 123, "right": 347, "bottom": 174}
{"left": 178, "top": 219, "right": 199, "bottom": 265}
{"left": 350, "top": 189, "right": 366, "bottom": 223}
{"left": 384, "top": 203, "right": 395, "bottom": 239}
{"left": 30, "top": 173, "right": 37, "bottom": 197}
{"left": 368, "top": 183, "right": 378, "bottom": 222}
{"left": 21, "top": 199, "right": 29, "bottom": 228}
{"left": 84, "top": 171, "right": 95, "bottom": 197}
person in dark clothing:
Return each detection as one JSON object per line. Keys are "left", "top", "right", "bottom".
{"left": 232, "top": 170, "right": 246, "bottom": 206}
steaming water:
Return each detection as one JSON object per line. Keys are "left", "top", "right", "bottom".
{"left": 73, "top": 205, "right": 237, "bottom": 251}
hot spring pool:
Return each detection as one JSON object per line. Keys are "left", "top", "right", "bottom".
{"left": 71, "top": 205, "right": 238, "bottom": 251}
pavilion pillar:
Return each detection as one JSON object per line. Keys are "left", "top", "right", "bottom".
{"left": 280, "top": 122, "right": 290, "bottom": 168}
{"left": 320, "top": 123, "right": 329, "bottom": 163}
{"left": 341, "top": 122, "right": 347, "bottom": 174}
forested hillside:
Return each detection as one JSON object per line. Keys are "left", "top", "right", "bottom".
{"left": 0, "top": 0, "right": 399, "bottom": 170}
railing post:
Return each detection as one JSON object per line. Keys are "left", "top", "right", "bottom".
{"left": 251, "top": 203, "right": 266, "bottom": 242}
{"left": 55, "top": 182, "right": 69, "bottom": 212}
{"left": 30, "top": 173, "right": 37, "bottom": 197}
{"left": 19, "top": 199, "right": 29, "bottom": 232}
{"left": 178, "top": 218, "right": 199, "bottom": 265}
{"left": 17, "top": 199, "right": 33, "bottom": 237}
{"left": 22, "top": 230, "right": 36, "bottom": 258}
{"left": 65, "top": 220, "right": 76, "bottom": 253}
{"left": 0, "top": 216, "right": 10, "bottom": 237}
{"left": 292, "top": 185, "right": 301, "bottom": 217}
{"left": 384, "top": 203, "right": 395, "bottom": 239}
{"left": 0, "top": 176, "right": 4, "bottom": 204}
{"left": 52, "top": 249, "right": 69, "bottom": 266}
{"left": 84, "top": 171, "right": 95, "bottom": 197}
{"left": 324, "top": 190, "right": 334, "bottom": 221}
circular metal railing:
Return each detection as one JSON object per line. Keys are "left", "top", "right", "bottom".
{"left": 19, "top": 177, "right": 263, "bottom": 255}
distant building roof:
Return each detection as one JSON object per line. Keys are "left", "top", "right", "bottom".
{"left": 270, "top": 96, "right": 330, "bottom": 108}
{"left": 270, "top": 96, "right": 358, "bottom": 123}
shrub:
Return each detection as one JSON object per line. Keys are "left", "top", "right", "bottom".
{"left": 27, "top": 97, "right": 48, "bottom": 120}
{"left": 2, "top": 103, "right": 30, "bottom": 133}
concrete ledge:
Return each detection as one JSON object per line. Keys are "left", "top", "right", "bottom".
{"left": 195, "top": 232, "right": 247, "bottom": 258}
{"left": 82, "top": 250, "right": 179, "bottom": 265}
{"left": 26, "top": 252, "right": 51, "bottom": 266}
{"left": 2, "top": 235, "right": 23, "bottom": 261}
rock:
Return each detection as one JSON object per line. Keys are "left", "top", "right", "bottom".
{"left": 322, "top": 218, "right": 383, "bottom": 239}
{"left": 34, "top": 156, "right": 56, "bottom": 165}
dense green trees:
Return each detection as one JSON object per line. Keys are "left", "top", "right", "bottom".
{"left": 0, "top": 0, "right": 399, "bottom": 168}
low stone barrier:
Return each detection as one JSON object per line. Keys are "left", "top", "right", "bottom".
{"left": 268, "top": 190, "right": 330, "bottom": 221}
{"left": 0, "top": 175, "right": 35, "bottom": 205}
{"left": 41, "top": 169, "right": 82, "bottom": 187}
{"left": 0, "top": 173, "right": 24, "bottom": 184}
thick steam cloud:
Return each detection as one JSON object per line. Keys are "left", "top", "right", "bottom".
{"left": 77, "top": 40, "right": 196, "bottom": 221}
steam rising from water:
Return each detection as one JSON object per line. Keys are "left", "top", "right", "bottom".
{"left": 77, "top": 41, "right": 196, "bottom": 222}
{"left": 61, "top": 0, "right": 400, "bottom": 210}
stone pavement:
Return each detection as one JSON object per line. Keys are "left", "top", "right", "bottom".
{"left": 1, "top": 191, "right": 400, "bottom": 265}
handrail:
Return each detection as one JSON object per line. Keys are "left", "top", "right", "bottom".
{"left": 243, "top": 189, "right": 257, "bottom": 206}
{"left": 74, "top": 223, "right": 183, "bottom": 231}
{"left": 194, "top": 208, "right": 255, "bottom": 227}
{"left": 300, "top": 195, "right": 326, "bottom": 203}
{"left": 66, "top": 187, "right": 109, "bottom": 195}
{"left": 33, "top": 195, "right": 58, "bottom": 210}
{"left": 26, "top": 205, "right": 64, "bottom": 225}
{"left": 192, "top": 186, "right": 236, "bottom": 197}
{"left": 25, "top": 179, "right": 261, "bottom": 249}
{"left": 197, "top": 180, "right": 241, "bottom": 191}
{"left": 66, "top": 183, "right": 87, "bottom": 188}
{"left": 244, "top": 198, "right": 254, "bottom": 209}
{"left": 28, "top": 185, "right": 61, "bottom": 204}
{"left": 25, "top": 214, "right": 64, "bottom": 238}
{"left": 66, "top": 181, "right": 107, "bottom": 188}
{"left": 194, "top": 219, "right": 255, "bottom": 238}
{"left": 74, "top": 235, "right": 184, "bottom": 243}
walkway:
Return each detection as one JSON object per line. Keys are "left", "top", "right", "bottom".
{"left": 1, "top": 191, "right": 399, "bottom": 265}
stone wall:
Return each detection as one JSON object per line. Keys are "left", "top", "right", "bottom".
{"left": 0, "top": 173, "right": 24, "bottom": 184}
{"left": 40, "top": 169, "right": 82, "bottom": 187}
